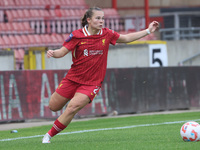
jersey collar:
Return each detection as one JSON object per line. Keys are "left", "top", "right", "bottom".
{"left": 82, "top": 25, "right": 103, "bottom": 36}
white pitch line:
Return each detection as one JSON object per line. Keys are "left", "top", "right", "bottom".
{"left": 0, "top": 119, "right": 200, "bottom": 142}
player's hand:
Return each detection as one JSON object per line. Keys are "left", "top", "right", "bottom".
{"left": 148, "top": 21, "right": 159, "bottom": 33}
{"left": 47, "top": 50, "right": 54, "bottom": 58}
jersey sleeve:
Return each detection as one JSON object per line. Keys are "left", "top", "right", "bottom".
{"left": 62, "top": 32, "right": 79, "bottom": 51}
{"left": 108, "top": 29, "right": 120, "bottom": 45}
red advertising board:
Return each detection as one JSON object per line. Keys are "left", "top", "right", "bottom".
{"left": 1, "top": 67, "right": 200, "bottom": 122}
{"left": 0, "top": 70, "right": 109, "bottom": 122}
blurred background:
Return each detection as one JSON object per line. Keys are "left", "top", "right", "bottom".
{"left": 0, "top": 0, "right": 200, "bottom": 123}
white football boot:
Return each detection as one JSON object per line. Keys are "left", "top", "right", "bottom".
{"left": 42, "top": 133, "right": 51, "bottom": 143}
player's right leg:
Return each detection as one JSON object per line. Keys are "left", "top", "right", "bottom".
{"left": 42, "top": 92, "right": 90, "bottom": 143}
{"left": 42, "top": 92, "right": 70, "bottom": 143}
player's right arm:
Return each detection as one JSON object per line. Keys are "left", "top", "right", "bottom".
{"left": 47, "top": 46, "right": 70, "bottom": 58}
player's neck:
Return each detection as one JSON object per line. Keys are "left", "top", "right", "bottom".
{"left": 87, "top": 26, "right": 100, "bottom": 35}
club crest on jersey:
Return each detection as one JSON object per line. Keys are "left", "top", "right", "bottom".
{"left": 65, "top": 33, "right": 73, "bottom": 42}
{"left": 102, "top": 39, "right": 105, "bottom": 45}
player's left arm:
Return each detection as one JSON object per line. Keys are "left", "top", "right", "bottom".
{"left": 116, "top": 21, "right": 159, "bottom": 43}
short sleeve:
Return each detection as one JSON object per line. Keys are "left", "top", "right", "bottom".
{"left": 62, "top": 32, "right": 79, "bottom": 51}
{"left": 109, "top": 29, "right": 120, "bottom": 45}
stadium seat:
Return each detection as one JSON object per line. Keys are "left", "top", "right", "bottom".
{"left": 3, "top": 35, "right": 17, "bottom": 48}
{"left": 68, "top": 0, "right": 87, "bottom": 9}
{"left": 11, "top": 10, "right": 20, "bottom": 21}
{"left": 22, "top": 22, "right": 35, "bottom": 34}
{"left": 30, "top": 10, "right": 42, "bottom": 20}
{"left": 0, "top": 22, "right": 34, "bottom": 35}
{"left": 0, "top": 11, "right": 4, "bottom": 22}
{"left": 0, "top": 23, "right": 7, "bottom": 34}
{"left": 26, "top": 34, "right": 37, "bottom": 47}
{"left": 2, "top": 35, "right": 11, "bottom": 48}
{"left": 103, "top": 8, "right": 120, "bottom": 17}
{"left": 38, "top": 9, "right": 50, "bottom": 20}
{"left": 62, "top": 33, "right": 69, "bottom": 41}
{"left": 54, "top": 34, "right": 64, "bottom": 44}
{"left": 0, "top": 36, "right": 6, "bottom": 48}
{"left": 49, "top": 10, "right": 56, "bottom": 18}
{"left": 14, "top": 48, "right": 25, "bottom": 70}
{"left": 0, "top": 22, "right": 13, "bottom": 34}
{"left": 21, "top": 9, "right": 31, "bottom": 20}
{"left": 10, "top": 35, "right": 21, "bottom": 48}
{"left": 33, "top": 34, "right": 43, "bottom": 47}
{"left": 1, "top": 33, "right": 72, "bottom": 49}
{"left": 12, "top": 22, "right": 24, "bottom": 34}
{"left": 30, "top": 0, "right": 45, "bottom": 9}
{"left": 5, "top": 10, "right": 14, "bottom": 22}
{"left": 49, "top": 0, "right": 56, "bottom": 6}
{"left": 41, "top": 34, "right": 53, "bottom": 46}
{"left": 16, "top": 10, "right": 26, "bottom": 21}
{"left": 14, "top": 48, "right": 24, "bottom": 60}
{"left": 20, "top": 35, "right": 31, "bottom": 47}
{"left": 51, "top": 34, "right": 59, "bottom": 45}
{"left": 15, "top": 35, "right": 25, "bottom": 47}
{"left": 1, "top": 0, "right": 15, "bottom": 9}
{"left": 0, "top": 0, "right": 88, "bottom": 10}
{"left": 54, "top": 9, "right": 62, "bottom": 18}
{"left": 0, "top": 23, "right": 5, "bottom": 34}
{"left": 15, "top": 0, "right": 31, "bottom": 9}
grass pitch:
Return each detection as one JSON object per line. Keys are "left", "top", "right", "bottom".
{"left": 0, "top": 111, "right": 200, "bottom": 150}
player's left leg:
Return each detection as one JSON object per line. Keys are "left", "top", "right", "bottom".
{"left": 48, "top": 91, "right": 70, "bottom": 112}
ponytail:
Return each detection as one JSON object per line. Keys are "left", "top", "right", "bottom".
{"left": 81, "top": 7, "right": 102, "bottom": 27}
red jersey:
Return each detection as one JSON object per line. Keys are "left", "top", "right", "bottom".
{"left": 63, "top": 26, "right": 120, "bottom": 86}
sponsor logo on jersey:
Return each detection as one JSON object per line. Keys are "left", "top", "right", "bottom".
{"left": 65, "top": 33, "right": 73, "bottom": 42}
{"left": 83, "top": 49, "right": 103, "bottom": 56}
{"left": 84, "top": 49, "right": 88, "bottom": 56}
{"left": 90, "top": 50, "right": 103, "bottom": 55}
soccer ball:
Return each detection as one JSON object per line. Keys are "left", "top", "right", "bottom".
{"left": 180, "top": 121, "right": 200, "bottom": 142}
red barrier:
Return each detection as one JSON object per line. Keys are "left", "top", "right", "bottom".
{"left": 0, "top": 67, "right": 200, "bottom": 122}
{"left": 0, "top": 70, "right": 109, "bottom": 122}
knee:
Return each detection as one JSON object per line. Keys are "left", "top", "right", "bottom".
{"left": 48, "top": 97, "right": 61, "bottom": 112}
{"left": 48, "top": 92, "right": 68, "bottom": 112}
{"left": 49, "top": 103, "right": 58, "bottom": 112}
{"left": 66, "top": 104, "right": 81, "bottom": 115}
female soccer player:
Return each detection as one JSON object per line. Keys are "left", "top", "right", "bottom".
{"left": 42, "top": 7, "right": 159, "bottom": 143}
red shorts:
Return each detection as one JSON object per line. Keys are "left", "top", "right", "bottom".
{"left": 56, "top": 78, "right": 101, "bottom": 102}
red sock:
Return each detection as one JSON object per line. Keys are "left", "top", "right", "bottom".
{"left": 48, "top": 119, "right": 67, "bottom": 137}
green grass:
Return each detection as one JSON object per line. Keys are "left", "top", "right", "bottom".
{"left": 0, "top": 112, "right": 200, "bottom": 150}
